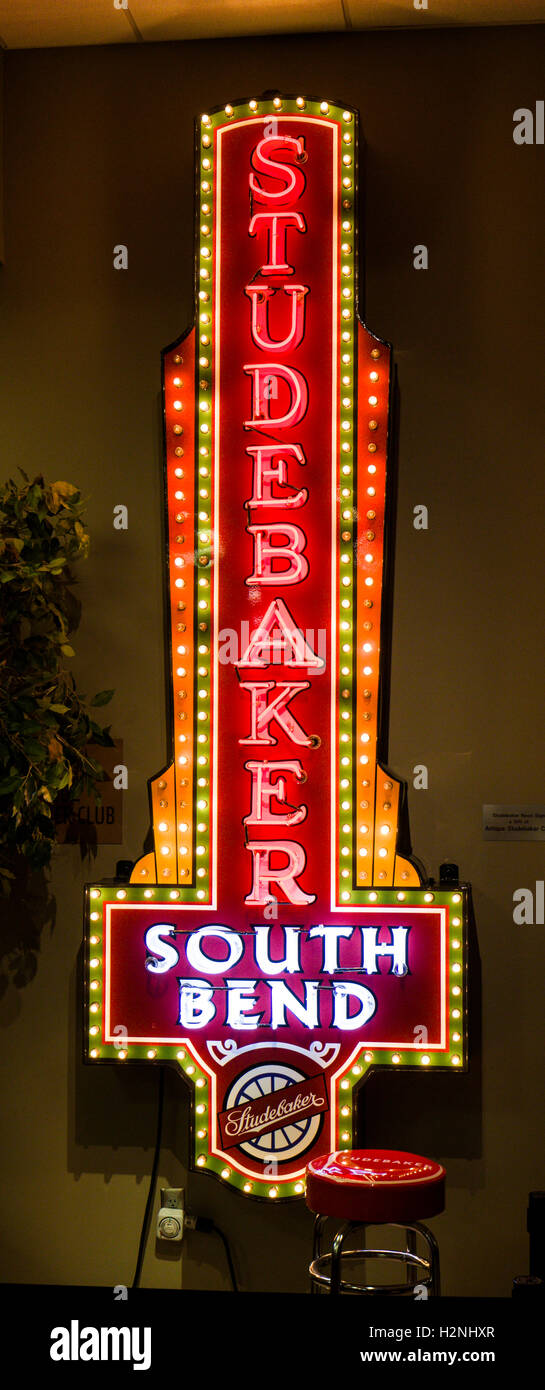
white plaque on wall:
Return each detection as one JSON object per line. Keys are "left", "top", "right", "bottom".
{"left": 483, "top": 805, "right": 545, "bottom": 841}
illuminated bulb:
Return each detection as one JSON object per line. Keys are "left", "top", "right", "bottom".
{"left": 197, "top": 1156, "right": 206, "bottom": 1167}
{"left": 243, "top": 1183, "right": 252, "bottom": 1193}
{"left": 364, "top": 1050, "right": 374, "bottom": 1062}
{"left": 225, "top": 104, "right": 233, "bottom": 116}
{"left": 273, "top": 97, "right": 282, "bottom": 109}
{"left": 268, "top": 1187, "right": 278, "bottom": 1198}
{"left": 296, "top": 97, "right": 305, "bottom": 108}
{"left": 221, "top": 1168, "right": 231, "bottom": 1180}
{"left": 90, "top": 936, "right": 99, "bottom": 946}
{"left": 381, "top": 825, "right": 390, "bottom": 835}
{"left": 368, "top": 395, "right": 378, "bottom": 406}
{"left": 343, "top": 110, "right": 352, "bottom": 121}
{"left": 90, "top": 1049, "right": 99, "bottom": 1058}
{"left": 147, "top": 1050, "right": 156, "bottom": 1059}
{"left": 144, "top": 889, "right": 154, "bottom": 899}
{"left": 451, "top": 1055, "right": 461, "bottom": 1066}
{"left": 89, "top": 957, "right": 99, "bottom": 969}
{"left": 392, "top": 1053, "right": 401, "bottom": 1064}
{"left": 90, "top": 889, "right": 100, "bottom": 899}
{"left": 169, "top": 890, "right": 179, "bottom": 900}
{"left": 249, "top": 99, "right": 258, "bottom": 111}
{"left": 452, "top": 893, "right": 461, "bottom": 903}
{"left": 116, "top": 890, "right": 126, "bottom": 900}
{"left": 320, "top": 101, "right": 329, "bottom": 113}
{"left": 201, "top": 114, "right": 210, "bottom": 125}
{"left": 90, "top": 912, "right": 99, "bottom": 922}
{"left": 421, "top": 1055, "right": 430, "bottom": 1066}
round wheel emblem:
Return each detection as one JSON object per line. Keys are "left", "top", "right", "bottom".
{"left": 224, "top": 1061, "right": 323, "bottom": 1162}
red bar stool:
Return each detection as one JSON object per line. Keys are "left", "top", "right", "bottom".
{"left": 306, "top": 1149, "right": 445, "bottom": 1296}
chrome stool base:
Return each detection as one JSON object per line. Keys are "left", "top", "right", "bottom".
{"left": 310, "top": 1216, "right": 441, "bottom": 1296}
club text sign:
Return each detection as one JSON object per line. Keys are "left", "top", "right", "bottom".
{"left": 84, "top": 95, "right": 467, "bottom": 1200}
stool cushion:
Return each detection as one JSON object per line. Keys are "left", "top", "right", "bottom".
{"left": 306, "top": 1149, "right": 445, "bottom": 1224}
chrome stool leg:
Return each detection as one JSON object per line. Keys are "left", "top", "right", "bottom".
{"left": 309, "top": 1219, "right": 441, "bottom": 1295}
{"left": 405, "top": 1226, "right": 418, "bottom": 1289}
{"left": 330, "top": 1220, "right": 352, "bottom": 1295}
{"left": 412, "top": 1220, "right": 441, "bottom": 1296}
{"left": 311, "top": 1215, "right": 328, "bottom": 1294}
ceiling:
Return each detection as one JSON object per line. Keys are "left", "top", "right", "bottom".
{"left": 0, "top": 0, "right": 543, "bottom": 50}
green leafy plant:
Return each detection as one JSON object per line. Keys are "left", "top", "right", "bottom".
{"left": 0, "top": 471, "right": 114, "bottom": 880}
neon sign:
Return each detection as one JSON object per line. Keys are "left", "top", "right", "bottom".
{"left": 84, "top": 95, "right": 468, "bottom": 1200}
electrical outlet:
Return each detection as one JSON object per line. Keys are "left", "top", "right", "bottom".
{"left": 156, "top": 1187, "right": 185, "bottom": 1242}
{"left": 161, "top": 1187, "right": 184, "bottom": 1210}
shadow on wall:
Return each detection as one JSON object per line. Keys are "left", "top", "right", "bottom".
{"left": 0, "top": 863, "right": 56, "bottom": 1018}
{"left": 69, "top": 944, "right": 188, "bottom": 1177}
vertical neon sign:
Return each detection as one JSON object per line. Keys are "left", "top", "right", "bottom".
{"left": 84, "top": 96, "right": 468, "bottom": 1201}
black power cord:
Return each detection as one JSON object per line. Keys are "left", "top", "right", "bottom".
{"left": 194, "top": 1217, "right": 239, "bottom": 1292}
{"left": 132, "top": 1067, "right": 165, "bottom": 1288}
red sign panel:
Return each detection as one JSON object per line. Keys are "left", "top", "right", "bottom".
{"left": 84, "top": 95, "right": 468, "bottom": 1201}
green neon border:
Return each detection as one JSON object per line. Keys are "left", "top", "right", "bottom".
{"left": 84, "top": 881, "right": 468, "bottom": 1200}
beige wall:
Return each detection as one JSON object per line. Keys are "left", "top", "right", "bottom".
{"left": 1, "top": 25, "right": 544, "bottom": 1294}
